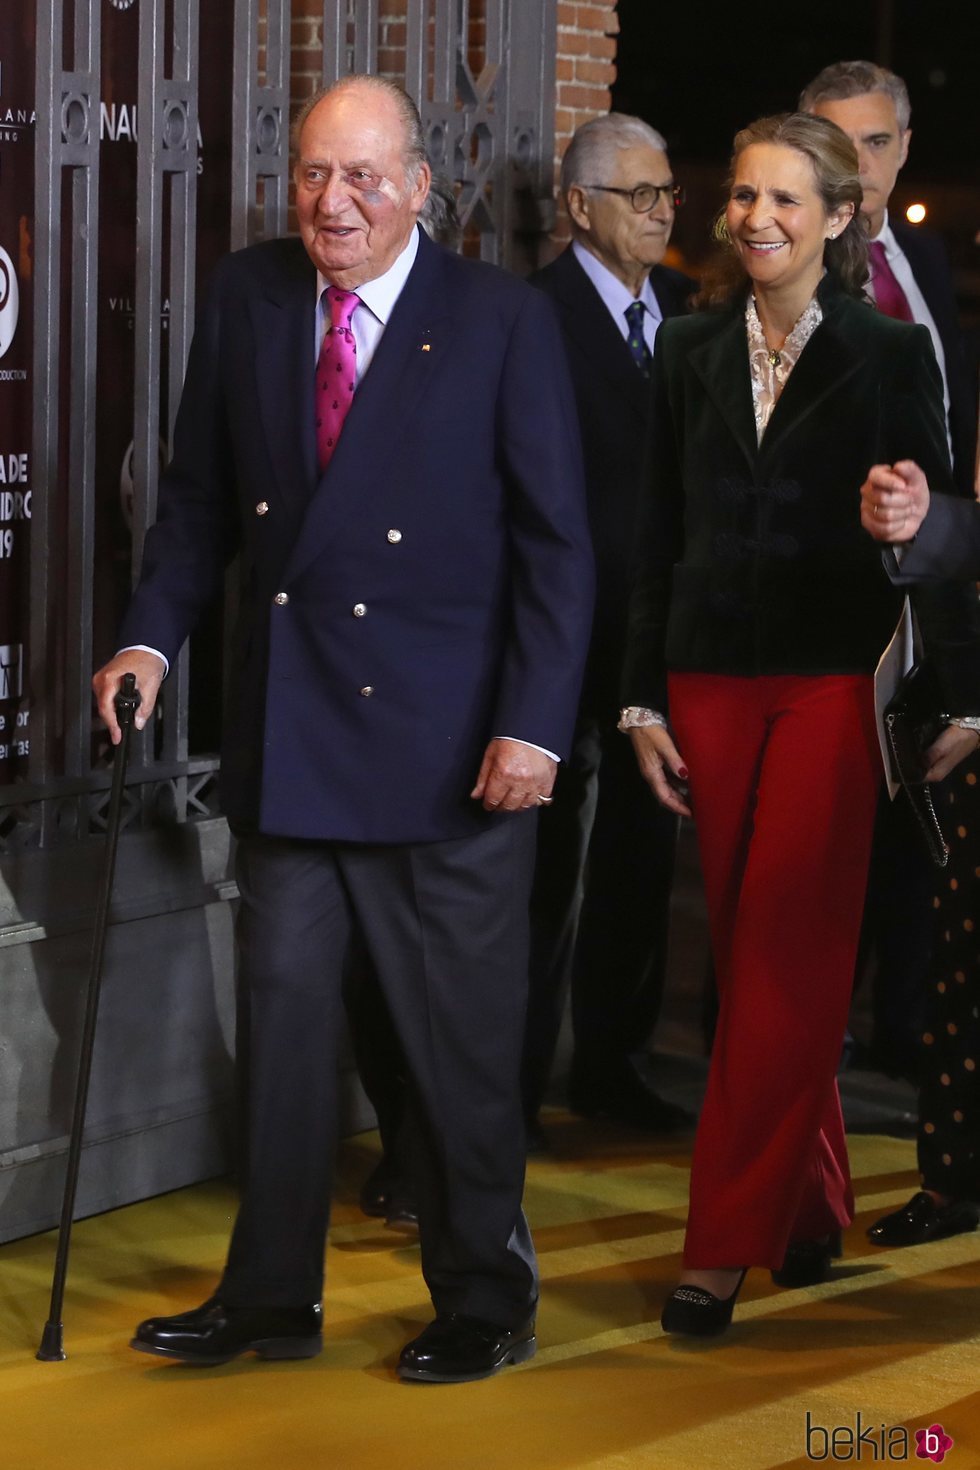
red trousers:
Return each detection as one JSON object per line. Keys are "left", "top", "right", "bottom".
{"left": 668, "top": 672, "right": 881, "bottom": 1268}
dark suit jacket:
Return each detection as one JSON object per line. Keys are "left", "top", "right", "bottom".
{"left": 120, "top": 228, "right": 595, "bottom": 843}
{"left": 885, "top": 493, "right": 980, "bottom": 583}
{"left": 530, "top": 246, "right": 693, "bottom": 717}
{"left": 621, "top": 274, "right": 980, "bottom": 716}
{"left": 891, "top": 218, "right": 978, "bottom": 495}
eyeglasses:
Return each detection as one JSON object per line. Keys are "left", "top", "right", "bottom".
{"left": 585, "top": 182, "right": 685, "bottom": 212}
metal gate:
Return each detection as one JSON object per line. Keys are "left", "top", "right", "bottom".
{"left": 0, "top": 0, "right": 557, "bottom": 1244}
{"left": 17, "top": 0, "right": 556, "bottom": 856}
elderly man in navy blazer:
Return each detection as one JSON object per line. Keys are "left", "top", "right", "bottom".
{"left": 93, "top": 75, "right": 593, "bottom": 1382}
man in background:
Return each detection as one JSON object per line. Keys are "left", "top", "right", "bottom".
{"left": 525, "top": 114, "right": 695, "bottom": 1136}
{"left": 803, "top": 60, "right": 979, "bottom": 1248}
{"left": 801, "top": 61, "right": 975, "bottom": 493}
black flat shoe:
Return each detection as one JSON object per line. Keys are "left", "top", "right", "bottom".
{"left": 771, "top": 1229, "right": 843, "bottom": 1288}
{"left": 398, "top": 1312, "right": 536, "bottom": 1382}
{"left": 130, "top": 1296, "right": 323, "bottom": 1365}
{"left": 660, "top": 1269, "right": 747, "bottom": 1338}
{"left": 867, "top": 1191, "right": 979, "bottom": 1248}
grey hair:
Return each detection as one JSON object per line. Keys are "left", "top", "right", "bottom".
{"left": 559, "top": 112, "right": 669, "bottom": 199}
{"left": 291, "top": 73, "right": 428, "bottom": 185}
{"left": 799, "top": 60, "right": 911, "bottom": 133}
{"left": 420, "top": 170, "right": 462, "bottom": 249}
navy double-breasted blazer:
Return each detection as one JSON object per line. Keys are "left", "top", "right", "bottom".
{"left": 120, "top": 228, "right": 595, "bottom": 843}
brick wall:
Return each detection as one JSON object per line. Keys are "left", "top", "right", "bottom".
{"left": 553, "top": 1, "right": 619, "bottom": 244}
{"left": 554, "top": 3, "right": 619, "bottom": 173}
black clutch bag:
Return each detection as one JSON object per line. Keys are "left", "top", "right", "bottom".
{"left": 883, "top": 659, "right": 949, "bottom": 868}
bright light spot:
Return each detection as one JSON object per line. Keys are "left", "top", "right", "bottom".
{"left": 906, "top": 203, "right": 927, "bottom": 225}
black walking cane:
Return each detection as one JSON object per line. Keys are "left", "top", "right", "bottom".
{"left": 36, "top": 672, "right": 142, "bottom": 1361}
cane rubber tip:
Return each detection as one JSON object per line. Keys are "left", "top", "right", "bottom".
{"left": 36, "top": 1321, "right": 66, "bottom": 1361}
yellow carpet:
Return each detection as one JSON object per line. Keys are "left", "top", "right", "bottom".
{"left": 3, "top": 1117, "right": 980, "bottom": 1469}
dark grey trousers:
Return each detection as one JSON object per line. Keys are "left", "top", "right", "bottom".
{"left": 220, "top": 819, "right": 539, "bottom": 1328}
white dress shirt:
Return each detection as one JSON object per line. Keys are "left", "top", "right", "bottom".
{"left": 572, "top": 239, "right": 664, "bottom": 353}
{"left": 870, "top": 213, "right": 951, "bottom": 448}
{"left": 315, "top": 224, "right": 419, "bottom": 377}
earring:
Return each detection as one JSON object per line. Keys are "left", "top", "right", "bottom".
{"left": 828, "top": 231, "right": 836, "bottom": 239}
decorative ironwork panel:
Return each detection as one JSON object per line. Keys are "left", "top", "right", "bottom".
{"left": 16, "top": 0, "right": 556, "bottom": 854}
{"left": 131, "top": 0, "right": 200, "bottom": 824}
{"left": 317, "top": 0, "right": 558, "bottom": 271}
{"left": 232, "top": 0, "right": 291, "bottom": 248}
{"left": 31, "top": 2, "right": 102, "bottom": 816}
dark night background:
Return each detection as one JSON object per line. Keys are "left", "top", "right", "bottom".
{"left": 612, "top": 0, "right": 980, "bottom": 319}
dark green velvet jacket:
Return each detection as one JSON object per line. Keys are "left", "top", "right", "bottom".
{"left": 622, "top": 274, "right": 980, "bottom": 715}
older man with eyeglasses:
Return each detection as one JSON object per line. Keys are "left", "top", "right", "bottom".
{"left": 524, "top": 114, "right": 696, "bottom": 1141}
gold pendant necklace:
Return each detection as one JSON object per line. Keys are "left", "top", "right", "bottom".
{"left": 767, "top": 347, "right": 781, "bottom": 368}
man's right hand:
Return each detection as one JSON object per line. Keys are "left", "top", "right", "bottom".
{"left": 860, "top": 460, "right": 929, "bottom": 544}
{"left": 92, "top": 649, "right": 166, "bottom": 745}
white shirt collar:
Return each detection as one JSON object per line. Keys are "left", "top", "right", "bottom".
{"left": 572, "top": 239, "right": 662, "bottom": 324}
{"left": 871, "top": 209, "right": 899, "bottom": 257}
{"left": 317, "top": 224, "right": 420, "bottom": 322}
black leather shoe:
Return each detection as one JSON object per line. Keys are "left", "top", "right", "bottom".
{"left": 771, "top": 1230, "right": 843, "bottom": 1288}
{"left": 661, "top": 1269, "right": 747, "bottom": 1338}
{"left": 398, "top": 1312, "right": 536, "bottom": 1382}
{"left": 360, "top": 1160, "right": 418, "bottom": 1231}
{"left": 867, "top": 1191, "right": 979, "bottom": 1248}
{"left": 359, "top": 1158, "right": 397, "bottom": 1219}
{"left": 569, "top": 1059, "right": 693, "bottom": 1133}
{"left": 130, "top": 1296, "right": 323, "bottom": 1365}
{"left": 524, "top": 1118, "right": 549, "bottom": 1156}
{"left": 384, "top": 1191, "right": 420, "bottom": 1234}
{"left": 359, "top": 1170, "right": 389, "bottom": 1219}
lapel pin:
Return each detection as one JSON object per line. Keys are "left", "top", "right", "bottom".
{"left": 421, "top": 343, "right": 431, "bottom": 352}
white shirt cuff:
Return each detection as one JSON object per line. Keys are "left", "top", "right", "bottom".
{"left": 494, "top": 736, "right": 561, "bottom": 763}
{"left": 116, "top": 645, "right": 170, "bottom": 677}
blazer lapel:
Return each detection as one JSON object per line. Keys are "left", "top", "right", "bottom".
{"left": 551, "top": 251, "right": 648, "bottom": 420}
{"left": 250, "top": 245, "right": 319, "bottom": 522}
{"left": 688, "top": 308, "right": 758, "bottom": 468}
{"left": 282, "top": 229, "right": 449, "bottom": 585}
{"left": 759, "top": 310, "right": 864, "bottom": 461}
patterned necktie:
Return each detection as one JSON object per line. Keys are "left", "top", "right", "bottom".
{"left": 624, "top": 299, "right": 653, "bottom": 377}
{"left": 316, "top": 286, "right": 360, "bottom": 472}
{"left": 868, "top": 240, "right": 914, "bottom": 323}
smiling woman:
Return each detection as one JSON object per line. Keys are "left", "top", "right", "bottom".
{"left": 620, "top": 111, "right": 980, "bottom": 1339}
{"left": 701, "top": 113, "right": 867, "bottom": 345}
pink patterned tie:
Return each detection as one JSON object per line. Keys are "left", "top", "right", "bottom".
{"left": 316, "top": 286, "right": 360, "bottom": 472}
{"left": 868, "top": 240, "right": 913, "bottom": 323}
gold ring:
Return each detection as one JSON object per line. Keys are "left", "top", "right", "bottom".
{"left": 536, "top": 794, "right": 553, "bottom": 805}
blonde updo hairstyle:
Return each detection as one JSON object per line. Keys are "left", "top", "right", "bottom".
{"left": 697, "top": 111, "right": 868, "bottom": 307}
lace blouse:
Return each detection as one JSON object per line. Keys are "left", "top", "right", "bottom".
{"left": 745, "top": 292, "right": 823, "bottom": 442}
